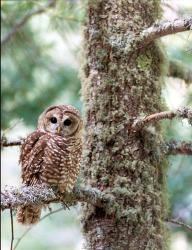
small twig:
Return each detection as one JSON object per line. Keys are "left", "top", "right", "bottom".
{"left": 40, "top": 207, "right": 64, "bottom": 221}
{"left": 166, "top": 140, "right": 192, "bottom": 155}
{"left": 140, "top": 17, "right": 192, "bottom": 46}
{"left": 167, "top": 218, "right": 192, "bottom": 232}
{"left": 132, "top": 107, "right": 192, "bottom": 131}
{"left": 10, "top": 208, "right": 14, "bottom": 250}
{"left": 1, "top": 0, "right": 56, "bottom": 47}
{"left": 13, "top": 207, "right": 63, "bottom": 250}
{"left": 13, "top": 226, "right": 32, "bottom": 250}
{"left": 168, "top": 59, "right": 192, "bottom": 84}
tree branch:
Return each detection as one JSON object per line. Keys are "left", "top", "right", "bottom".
{"left": 168, "top": 59, "right": 192, "bottom": 84}
{"left": 1, "top": 0, "right": 56, "bottom": 48}
{"left": 109, "top": 16, "right": 192, "bottom": 55}
{"left": 165, "top": 140, "right": 192, "bottom": 155}
{"left": 140, "top": 17, "right": 192, "bottom": 46}
{"left": 167, "top": 219, "right": 192, "bottom": 232}
{"left": 132, "top": 107, "right": 192, "bottom": 131}
{"left": 1, "top": 185, "right": 114, "bottom": 211}
{"left": 117, "top": 17, "right": 192, "bottom": 53}
{"left": 1, "top": 138, "right": 23, "bottom": 147}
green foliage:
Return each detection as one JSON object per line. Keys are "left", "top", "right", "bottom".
{"left": 1, "top": 0, "right": 83, "bottom": 129}
{"left": 49, "top": 0, "right": 86, "bottom": 31}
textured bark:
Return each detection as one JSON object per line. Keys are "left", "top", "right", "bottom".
{"left": 81, "top": 1, "right": 168, "bottom": 250}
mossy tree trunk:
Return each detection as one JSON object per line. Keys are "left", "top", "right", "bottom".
{"left": 81, "top": 1, "right": 168, "bottom": 249}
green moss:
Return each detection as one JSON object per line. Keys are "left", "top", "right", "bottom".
{"left": 80, "top": 0, "right": 169, "bottom": 248}
{"left": 136, "top": 54, "right": 152, "bottom": 71}
{"left": 122, "top": 207, "right": 141, "bottom": 221}
{"left": 112, "top": 187, "right": 132, "bottom": 197}
{"left": 100, "top": 176, "right": 109, "bottom": 184}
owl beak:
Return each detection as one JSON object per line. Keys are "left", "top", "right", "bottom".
{"left": 57, "top": 126, "right": 62, "bottom": 134}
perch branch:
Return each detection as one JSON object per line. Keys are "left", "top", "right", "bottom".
{"left": 166, "top": 140, "right": 192, "bottom": 155}
{"left": 1, "top": 0, "right": 56, "bottom": 47}
{"left": 132, "top": 107, "right": 192, "bottom": 131}
{"left": 1, "top": 185, "right": 114, "bottom": 211}
{"left": 140, "top": 17, "right": 192, "bottom": 46}
{"left": 167, "top": 218, "right": 192, "bottom": 232}
{"left": 168, "top": 59, "right": 192, "bottom": 84}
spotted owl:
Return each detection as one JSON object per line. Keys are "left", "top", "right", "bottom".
{"left": 17, "top": 104, "right": 83, "bottom": 225}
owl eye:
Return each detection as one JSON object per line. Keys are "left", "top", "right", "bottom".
{"left": 63, "top": 119, "right": 72, "bottom": 126}
{"left": 50, "top": 117, "right": 57, "bottom": 123}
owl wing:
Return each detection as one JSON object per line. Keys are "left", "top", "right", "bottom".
{"left": 20, "top": 131, "right": 49, "bottom": 186}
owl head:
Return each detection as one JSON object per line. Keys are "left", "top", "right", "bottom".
{"left": 37, "top": 105, "right": 83, "bottom": 137}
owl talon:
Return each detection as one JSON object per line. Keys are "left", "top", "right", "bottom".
{"left": 57, "top": 192, "right": 70, "bottom": 210}
{"left": 61, "top": 202, "right": 70, "bottom": 210}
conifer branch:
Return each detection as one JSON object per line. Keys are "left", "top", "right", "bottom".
{"left": 132, "top": 108, "right": 192, "bottom": 131}
{"left": 119, "top": 17, "right": 192, "bottom": 53}
{"left": 1, "top": 0, "right": 56, "bottom": 47}
{"left": 140, "top": 17, "right": 192, "bottom": 46}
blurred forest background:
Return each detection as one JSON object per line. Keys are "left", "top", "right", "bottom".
{"left": 1, "top": 0, "right": 192, "bottom": 250}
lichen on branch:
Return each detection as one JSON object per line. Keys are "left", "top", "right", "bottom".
{"left": 1, "top": 185, "right": 114, "bottom": 211}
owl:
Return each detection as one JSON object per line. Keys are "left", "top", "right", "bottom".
{"left": 17, "top": 104, "right": 83, "bottom": 225}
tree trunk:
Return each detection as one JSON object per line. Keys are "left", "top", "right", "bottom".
{"left": 81, "top": 1, "right": 168, "bottom": 249}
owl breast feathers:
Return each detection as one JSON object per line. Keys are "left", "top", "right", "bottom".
{"left": 17, "top": 104, "right": 83, "bottom": 225}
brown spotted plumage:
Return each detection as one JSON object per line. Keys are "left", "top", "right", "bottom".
{"left": 17, "top": 105, "right": 83, "bottom": 225}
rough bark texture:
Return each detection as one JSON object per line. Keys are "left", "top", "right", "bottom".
{"left": 81, "top": 1, "right": 168, "bottom": 249}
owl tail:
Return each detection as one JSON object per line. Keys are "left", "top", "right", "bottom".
{"left": 17, "top": 205, "right": 42, "bottom": 225}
